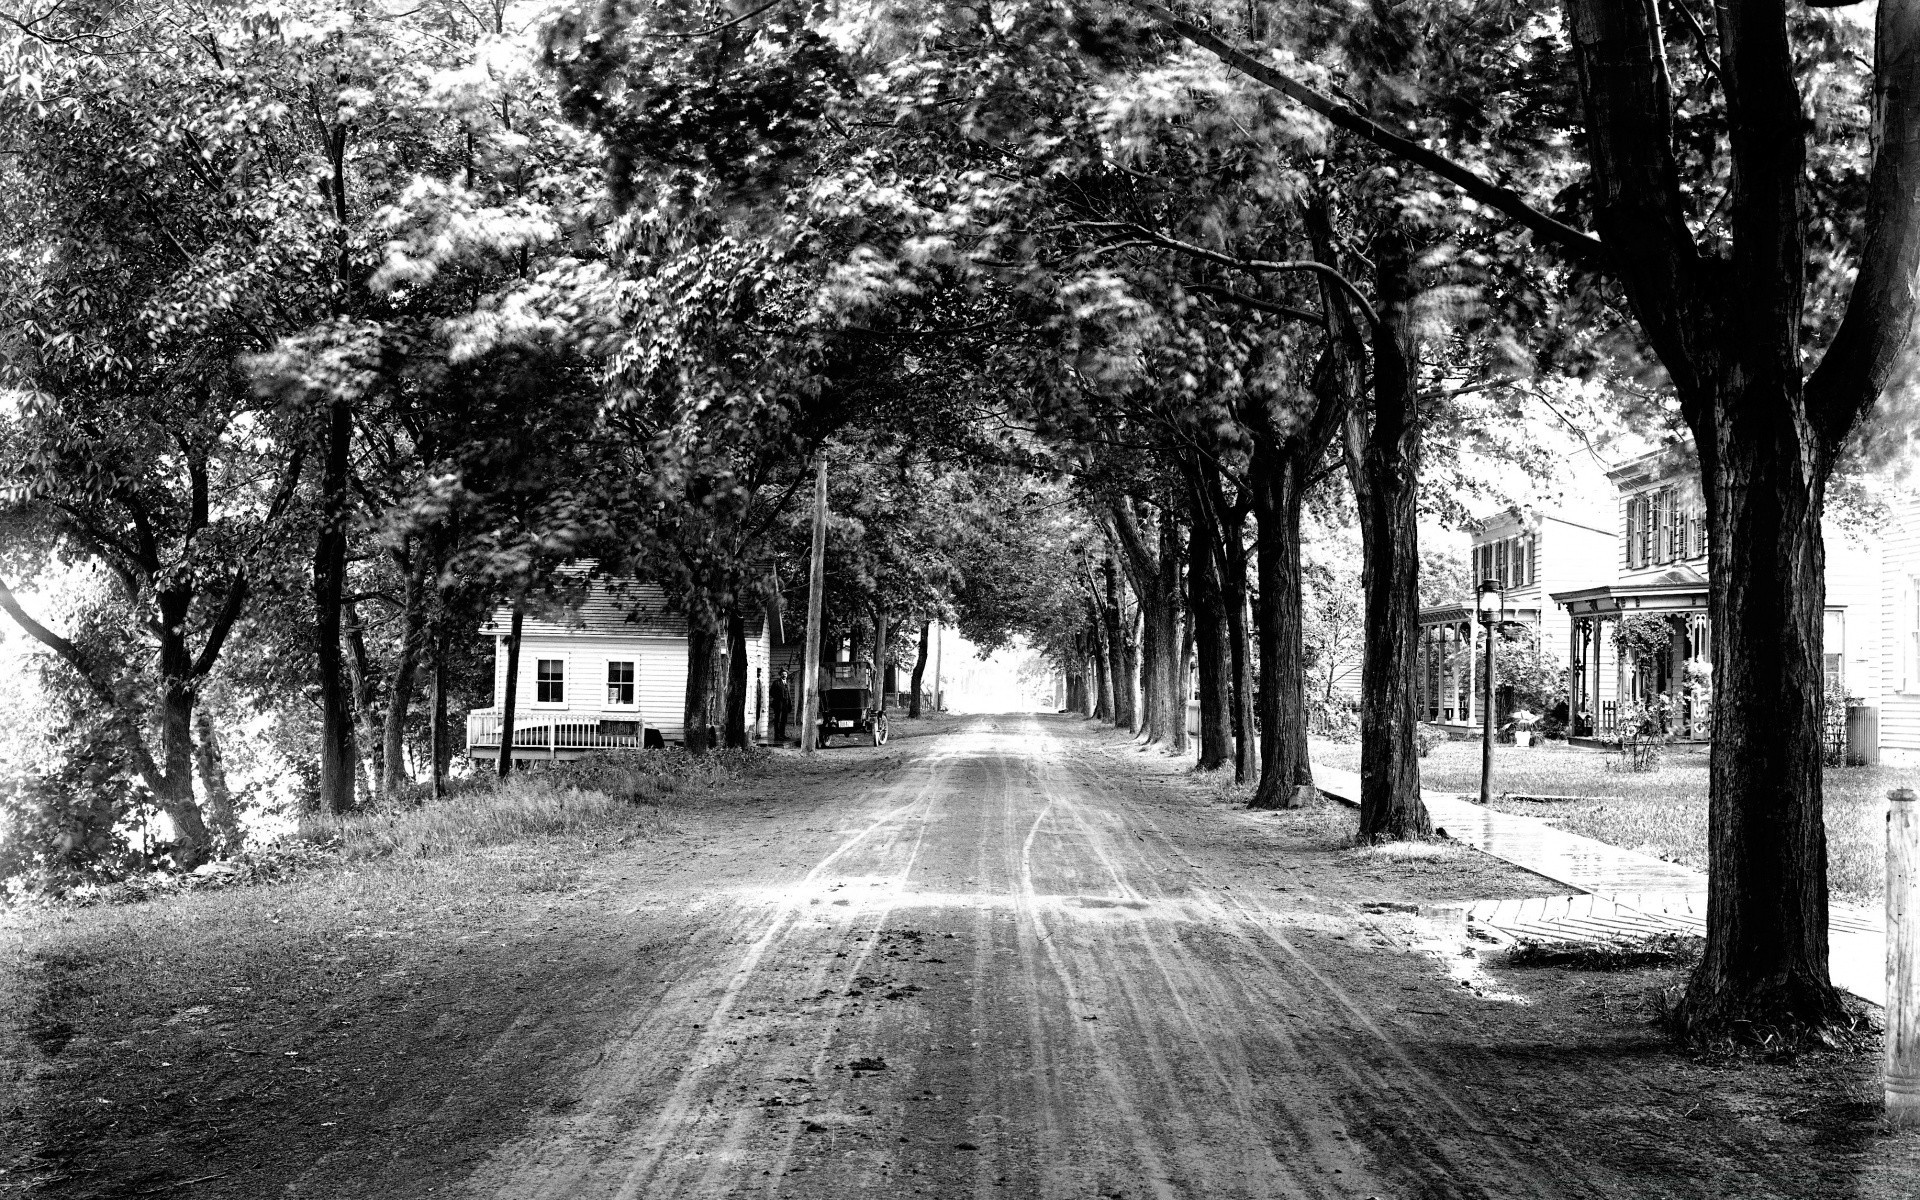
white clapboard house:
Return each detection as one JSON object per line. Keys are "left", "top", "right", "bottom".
{"left": 465, "top": 575, "right": 773, "bottom": 762}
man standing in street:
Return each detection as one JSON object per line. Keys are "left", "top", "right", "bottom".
{"left": 771, "top": 668, "right": 791, "bottom": 745}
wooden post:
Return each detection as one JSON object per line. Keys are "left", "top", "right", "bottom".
{"left": 1890, "top": 787, "right": 1920, "bottom": 1126}
{"left": 800, "top": 454, "right": 828, "bottom": 753}
{"left": 495, "top": 605, "right": 523, "bottom": 778}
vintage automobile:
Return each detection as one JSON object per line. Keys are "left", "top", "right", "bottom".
{"left": 818, "top": 687, "right": 889, "bottom": 746}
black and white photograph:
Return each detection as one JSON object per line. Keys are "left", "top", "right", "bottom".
{"left": 2, "top": 0, "right": 1920, "bottom": 1194}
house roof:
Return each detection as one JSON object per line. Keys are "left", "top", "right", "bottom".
{"left": 481, "top": 569, "right": 766, "bottom": 640}
{"left": 1550, "top": 569, "right": 1710, "bottom": 617}
{"left": 1467, "top": 505, "right": 1614, "bottom": 540}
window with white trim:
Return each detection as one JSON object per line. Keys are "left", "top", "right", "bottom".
{"left": 536, "top": 658, "right": 566, "bottom": 705}
{"left": 1823, "top": 608, "right": 1845, "bottom": 692}
{"left": 607, "top": 660, "right": 636, "bottom": 707}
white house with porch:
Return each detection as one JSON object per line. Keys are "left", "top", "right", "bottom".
{"left": 466, "top": 575, "right": 772, "bottom": 761}
{"left": 1549, "top": 450, "right": 1879, "bottom": 742}
{"left": 1416, "top": 506, "right": 1618, "bottom": 732}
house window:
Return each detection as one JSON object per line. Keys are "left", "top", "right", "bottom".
{"left": 1625, "top": 496, "right": 1647, "bottom": 569}
{"left": 1526, "top": 535, "right": 1538, "bottom": 585}
{"left": 607, "top": 660, "right": 636, "bottom": 707}
{"left": 1495, "top": 540, "right": 1509, "bottom": 588}
{"left": 1904, "top": 577, "right": 1920, "bottom": 693}
{"left": 1652, "top": 489, "right": 1671, "bottom": 565}
{"left": 1823, "top": 609, "right": 1845, "bottom": 692}
{"left": 536, "top": 658, "right": 565, "bottom": 705}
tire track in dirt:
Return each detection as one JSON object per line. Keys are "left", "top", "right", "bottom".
{"left": 458, "top": 715, "right": 1781, "bottom": 1200}
{"left": 461, "top": 740, "right": 962, "bottom": 1199}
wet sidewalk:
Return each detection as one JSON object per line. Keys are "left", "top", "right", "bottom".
{"left": 1311, "top": 763, "right": 1886, "bottom": 1006}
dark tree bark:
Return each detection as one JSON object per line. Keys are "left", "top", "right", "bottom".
{"left": 1186, "top": 457, "right": 1258, "bottom": 782}
{"left": 1100, "top": 557, "right": 1135, "bottom": 731}
{"left": 1247, "top": 446, "right": 1316, "bottom": 809}
{"left": 342, "top": 601, "right": 380, "bottom": 807}
{"left": 1110, "top": 500, "right": 1184, "bottom": 750}
{"left": 1086, "top": 596, "right": 1114, "bottom": 722}
{"left": 908, "top": 620, "right": 930, "bottom": 717}
{"left": 382, "top": 544, "right": 432, "bottom": 798}
{"left": 1332, "top": 228, "right": 1431, "bottom": 844}
{"left": 314, "top": 396, "right": 356, "bottom": 814}
{"left": 495, "top": 606, "right": 523, "bottom": 779}
{"left": 428, "top": 617, "right": 449, "bottom": 802}
{"left": 193, "top": 708, "right": 242, "bottom": 853}
{"left": 1187, "top": 507, "right": 1232, "bottom": 770}
{"left": 724, "top": 611, "right": 751, "bottom": 749}
{"left": 684, "top": 623, "right": 719, "bottom": 755}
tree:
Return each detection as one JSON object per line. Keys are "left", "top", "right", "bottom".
{"left": 1124, "top": 0, "right": 1911, "bottom": 1036}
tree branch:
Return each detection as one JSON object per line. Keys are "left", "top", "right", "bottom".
{"left": 1114, "top": 0, "right": 1608, "bottom": 268}
{"left": 1805, "top": 0, "right": 1920, "bottom": 455}
{"left": 1185, "top": 282, "right": 1324, "bottom": 326}
{"left": 1099, "top": 221, "right": 1384, "bottom": 329}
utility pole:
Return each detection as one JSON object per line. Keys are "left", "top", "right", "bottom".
{"left": 800, "top": 453, "right": 828, "bottom": 753}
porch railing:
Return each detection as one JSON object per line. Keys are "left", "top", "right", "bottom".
{"left": 466, "top": 709, "right": 653, "bottom": 757}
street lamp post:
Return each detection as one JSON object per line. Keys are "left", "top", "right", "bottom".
{"left": 1477, "top": 578, "right": 1503, "bottom": 806}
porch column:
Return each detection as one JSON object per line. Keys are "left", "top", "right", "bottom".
{"left": 1669, "top": 617, "right": 1686, "bottom": 733}
{"left": 1464, "top": 620, "right": 1477, "bottom": 726}
{"left": 1590, "top": 616, "right": 1605, "bottom": 734}
{"left": 1567, "top": 617, "right": 1581, "bottom": 729}
{"left": 1617, "top": 616, "right": 1631, "bottom": 721}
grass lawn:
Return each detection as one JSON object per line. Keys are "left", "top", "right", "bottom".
{"left": 1311, "top": 736, "right": 1913, "bottom": 906}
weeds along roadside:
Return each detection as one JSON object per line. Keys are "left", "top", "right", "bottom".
{"left": 1, "top": 747, "right": 772, "bottom": 1041}
{"left": 0, "top": 746, "right": 777, "bottom": 1174}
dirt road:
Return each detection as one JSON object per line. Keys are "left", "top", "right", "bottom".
{"left": 426, "top": 715, "right": 1907, "bottom": 1200}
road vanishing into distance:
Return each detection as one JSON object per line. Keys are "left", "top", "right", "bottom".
{"left": 428, "top": 716, "right": 1893, "bottom": 1200}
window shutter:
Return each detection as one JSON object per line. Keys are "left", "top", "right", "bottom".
{"left": 1527, "top": 536, "right": 1538, "bottom": 585}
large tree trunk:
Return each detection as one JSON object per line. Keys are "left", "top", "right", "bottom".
{"left": 314, "top": 396, "right": 355, "bottom": 814}
{"left": 496, "top": 606, "right": 523, "bottom": 779}
{"left": 144, "top": 588, "right": 213, "bottom": 865}
{"left": 1101, "top": 557, "right": 1134, "bottom": 731}
{"left": 1216, "top": 512, "right": 1258, "bottom": 786}
{"left": 1343, "top": 231, "right": 1431, "bottom": 844}
{"left": 382, "top": 547, "right": 431, "bottom": 798}
{"left": 1160, "top": 508, "right": 1189, "bottom": 755}
{"left": 428, "top": 617, "right": 449, "bottom": 802}
{"left": 724, "top": 611, "right": 750, "bottom": 749}
{"left": 908, "top": 620, "right": 930, "bottom": 717}
{"left": 1248, "top": 447, "right": 1315, "bottom": 809}
{"left": 154, "top": 682, "right": 212, "bottom": 867}
{"left": 1111, "top": 500, "right": 1183, "bottom": 749}
{"left": 1087, "top": 601, "right": 1114, "bottom": 722}
{"left": 1188, "top": 510, "right": 1231, "bottom": 770}
{"left": 1672, "top": 403, "right": 1846, "bottom": 1032}
{"left": 193, "top": 707, "right": 242, "bottom": 853}
{"left": 342, "top": 601, "right": 380, "bottom": 807}
{"left": 684, "top": 623, "right": 719, "bottom": 755}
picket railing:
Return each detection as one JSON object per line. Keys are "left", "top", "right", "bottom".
{"left": 465, "top": 710, "right": 655, "bottom": 758}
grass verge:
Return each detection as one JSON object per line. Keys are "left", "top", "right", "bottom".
{"left": 1312, "top": 737, "right": 1898, "bottom": 905}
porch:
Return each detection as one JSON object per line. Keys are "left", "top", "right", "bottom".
{"left": 1553, "top": 568, "right": 1711, "bottom": 741}
{"left": 465, "top": 709, "right": 670, "bottom": 761}
{"left": 1414, "top": 603, "right": 1542, "bottom": 730}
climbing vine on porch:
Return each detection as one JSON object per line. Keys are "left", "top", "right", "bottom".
{"left": 1611, "top": 613, "right": 1679, "bottom": 662}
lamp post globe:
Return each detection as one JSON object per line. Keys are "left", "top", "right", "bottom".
{"left": 1476, "top": 578, "right": 1502, "bottom": 805}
